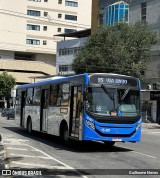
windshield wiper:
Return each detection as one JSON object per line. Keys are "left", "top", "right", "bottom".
{"left": 101, "top": 84, "right": 115, "bottom": 101}
{"left": 121, "top": 87, "right": 131, "bottom": 101}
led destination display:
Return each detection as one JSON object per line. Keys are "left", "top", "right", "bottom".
{"left": 90, "top": 75, "right": 138, "bottom": 87}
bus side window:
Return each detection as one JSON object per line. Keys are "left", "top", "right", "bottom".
{"left": 33, "top": 87, "right": 41, "bottom": 106}
{"left": 49, "top": 85, "right": 58, "bottom": 106}
{"left": 57, "top": 83, "right": 70, "bottom": 106}
{"left": 26, "top": 88, "right": 33, "bottom": 105}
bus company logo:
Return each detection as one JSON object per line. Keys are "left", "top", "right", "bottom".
{"left": 2, "top": 170, "right": 11, "bottom": 176}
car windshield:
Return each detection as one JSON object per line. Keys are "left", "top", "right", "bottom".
{"left": 86, "top": 87, "right": 140, "bottom": 117}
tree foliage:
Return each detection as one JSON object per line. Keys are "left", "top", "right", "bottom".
{"left": 0, "top": 71, "right": 16, "bottom": 99}
{"left": 72, "top": 21, "right": 157, "bottom": 78}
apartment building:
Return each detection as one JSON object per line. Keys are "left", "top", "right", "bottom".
{"left": 0, "top": 0, "right": 91, "bottom": 84}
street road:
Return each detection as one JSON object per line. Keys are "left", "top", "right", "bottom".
{"left": 0, "top": 116, "right": 160, "bottom": 178}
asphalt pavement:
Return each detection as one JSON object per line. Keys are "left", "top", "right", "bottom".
{"left": 0, "top": 122, "right": 160, "bottom": 177}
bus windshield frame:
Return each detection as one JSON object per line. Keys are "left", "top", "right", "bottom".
{"left": 86, "top": 85, "right": 140, "bottom": 118}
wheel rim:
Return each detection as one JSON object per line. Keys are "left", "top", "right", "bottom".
{"left": 63, "top": 129, "right": 69, "bottom": 142}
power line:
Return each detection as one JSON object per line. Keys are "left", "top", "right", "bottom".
{"left": 0, "top": 8, "right": 91, "bottom": 29}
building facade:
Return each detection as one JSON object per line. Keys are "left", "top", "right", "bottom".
{"left": 129, "top": 0, "right": 160, "bottom": 122}
{"left": 56, "top": 35, "right": 88, "bottom": 74}
{"left": 0, "top": 0, "right": 91, "bottom": 84}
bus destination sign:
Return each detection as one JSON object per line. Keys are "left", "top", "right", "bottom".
{"left": 90, "top": 75, "right": 138, "bottom": 87}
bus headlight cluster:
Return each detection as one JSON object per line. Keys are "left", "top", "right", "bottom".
{"left": 86, "top": 120, "right": 95, "bottom": 130}
{"left": 136, "top": 123, "right": 141, "bottom": 131}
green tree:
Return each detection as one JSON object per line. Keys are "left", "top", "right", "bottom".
{"left": 0, "top": 71, "right": 16, "bottom": 101}
{"left": 72, "top": 21, "right": 157, "bottom": 78}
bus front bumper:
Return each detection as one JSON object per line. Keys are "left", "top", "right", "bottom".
{"left": 83, "top": 120, "right": 142, "bottom": 142}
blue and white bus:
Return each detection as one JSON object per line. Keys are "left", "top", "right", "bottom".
{"left": 15, "top": 73, "right": 141, "bottom": 147}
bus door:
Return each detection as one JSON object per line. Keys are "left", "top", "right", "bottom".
{"left": 69, "top": 85, "right": 83, "bottom": 139}
{"left": 40, "top": 89, "right": 49, "bottom": 132}
{"left": 20, "top": 91, "right": 26, "bottom": 127}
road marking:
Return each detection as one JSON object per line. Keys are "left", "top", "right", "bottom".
{"left": 26, "top": 144, "right": 88, "bottom": 178}
{"left": 3, "top": 138, "right": 29, "bottom": 142}
{"left": 10, "top": 161, "right": 67, "bottom": 169}
{"left": 119, "top": 146, "right": 157, "bottom": 159}
{"left": 6, "top": 148, "right": 28, "bottom": 151}
{"left": 132, "top": 151, "right": 157, "bottom": 159}
{"left": 150, "top": 132, "right": 160, "bottom": 134}
{"left": 10, "top": 153, "right": 53, "bottom": 159}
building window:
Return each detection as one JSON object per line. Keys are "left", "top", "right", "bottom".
{"left": 58, "top": 13, "right": 62, "bottom": 18}
{"left": 65, "top": 1, "right": 78, "bottom": 7}
{"left": 65, "top": 14, "right": 77, "bottom": 21}
{"left": 27, "top": 10, "right": 41, "bottom": 16}
{"left": 43, "top": 40, "right": 47, "bottom": 45}
{"left": 57, "top": 28, "right": 62, "bottom": 32}
{"left": 27, "top": 24, "right": 40, "bottom": 31}
{"left": 99, "top": 13, "right": 104, "bottom": 25}
{"left": 64, "top": 28, "right": 76, "bottom": 33}
{"left": 141, "top": 2, "right": 147, "bottom": 21}
{"left": 26, "top": 39, "right": 40, "bottom": 45}
{"left": 44, "top": 0, "right": 48, "bottom": 2}
{"left": 58, "top": 0, "right": 62, "bottom": 4}
{"left": 44, "top": 12, "right": 48, "bottom": 16}
{"left": 59, "top": 47, "right": 81, "bottom": 56}
{"left": 43, "top": 26, "right": 47, "bottom": 31}
{"left": 106, "top": 2, "right": 129, "bottom": 26}
{"left": 59, "top": 65, "right": 72, "bottom": 72}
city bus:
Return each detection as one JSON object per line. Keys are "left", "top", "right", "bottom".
{"left": 15, "top": 73, "right": 141, "bottom": 147}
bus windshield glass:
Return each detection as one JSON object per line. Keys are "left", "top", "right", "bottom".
{"left": 86, "top": 87, "right": 140, "bottom": 117}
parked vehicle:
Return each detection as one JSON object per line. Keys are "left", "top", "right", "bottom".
{"left": 6, "top": 108, "right": 15, "bottom": 120}
{"left": 1, "top": 108, "right": 10, "bottom": 117}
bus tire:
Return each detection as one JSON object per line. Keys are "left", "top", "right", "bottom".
{"left": 103, "top": 141, "right": 115, "bottom": 148}
{"left": 60, "top": 122, "right": 70, "bottom": 145}
{"left": 27, "top": 118, "right": 32, "bottom": 135}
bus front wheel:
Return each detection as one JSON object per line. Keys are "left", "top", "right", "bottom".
{"left": 103, "top": 141, "right": 115, "bottom": 148}
{"left": 27, "top": 119, "right": 32, "bottom": 135}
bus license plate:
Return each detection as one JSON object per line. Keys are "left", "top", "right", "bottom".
{"left": 112, "top": 138, "right": 122, "bottom": 141}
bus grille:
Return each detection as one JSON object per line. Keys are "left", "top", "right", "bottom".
{"left": 95, "top": 129, "right": 136, "bottom": 137}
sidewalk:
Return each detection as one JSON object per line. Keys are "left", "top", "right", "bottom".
{"left": 142, "top": 122, "right": 160, "bottom": 129}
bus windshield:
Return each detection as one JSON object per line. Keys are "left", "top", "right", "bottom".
{"left": 86, "top": 87, "right": 140, "bottom": 117}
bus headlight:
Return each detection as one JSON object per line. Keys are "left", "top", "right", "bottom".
{"left": 86, "top": 120, "right": 95, "bottom": 130}
{"left": 136, "top": 123, "right": 141, "bottom": 131}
